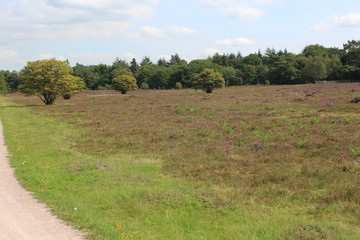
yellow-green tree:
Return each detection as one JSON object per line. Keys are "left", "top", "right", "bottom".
{"left": 193, "top": 68, "right": 225, "bottom": 93}
{"left": 19, "top": 58, "right": 85, "bottom": 105}
{"left": 62, "top": 75, "right": 86, "bottom": 99}
{"left": 112, "top": 75, "right": 138, "bottom": 94}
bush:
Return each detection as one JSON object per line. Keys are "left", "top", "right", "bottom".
{"left": 112, "top": 75, "right": 138, "bottom": 94}
{"left": 140, "top": 82, "right": 149, "bottom": 90}
{"left": 63, "top": 94, "right": 72, "bottom": 100}
{"left": 193, "top": 68, "right": 225, "bottom": 93}
{"left": 175, "top": 82, "right": 182, "bottom": 90}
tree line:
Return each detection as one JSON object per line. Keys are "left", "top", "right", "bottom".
{"left": 1, "top": 40, "right": 359, "bottom": 93}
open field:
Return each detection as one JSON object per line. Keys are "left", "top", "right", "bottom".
{"left": 1, "top": 84, "right": 360, "bottom": 239}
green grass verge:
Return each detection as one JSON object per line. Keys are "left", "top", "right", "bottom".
{"left": 1, "top": 86, "right": 360, "bottom": 239}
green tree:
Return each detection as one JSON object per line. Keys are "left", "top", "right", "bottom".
{"left": 240, "top": 64, "right": 257, "bottom": 85}
{"left": 91, "top": 64, "right": 112, "bottom": 89}
{"left": 302, "top": 44, "right": 329, "bottom": 57}
{"left": 230, "top": 69, "right": 244, "bottom": 86}
{"left": 3, "top": 70, "right": 21, "bottom": 92}
{"left": 268, "top": 55, "right": 301, "bottom": 84}
{"left": 340, "top": 65, "right": 359, "bottom": 80}
{"left": 193, "top": 68, "right": 225, "bottom": 93}
{"left": 301, "top": 56, "right": 327, "bottom": 83}
{"left": 73, "top": 63, "right": 99, "bottom": 90}
{"left": 135, "top": 64, "right": 158, "bottom": 87}
{"left": 0, "top": 71, "right": 8, "bottom": 94}
{"left": 130, "top": 58, "right": 139, "bottom": 75}
{"left": 242, "top": 54, "right": 263, "bottom": 66}
{"left": 170, "top": 53, "right": 182, "bottom": 65}
{"left": 168, "top": 64, "right": 192, "bottom": 88}
{"left": 140, "top": 56, "right": 152, "bottom": 66}
{"left": 219, "top": 66, "right": 236, "bottom": 87}
{"left": 148, "top": 67, "right": 170, "bottom": 89}
{"left": 62, "top": 75, "right": 86, "bottom": 99}
{"left": 324, "top": 55, "right": 342, "bottom": 80}
{"left": 157, "top": 57, "right": 169, "bottom": 67}
{"left": 19, "top": 58, "right": 85, "bottom": 105}
{"left": 255, "top": 64, "right": 269, "bottom": 84}
{"left": 111, "top": 58, "right": 133, "bottom": 79}
{"left": 342, "top": 40, "right": 360, "bottom": 79}
{"left": 112, "top": 75, "right": 138, "bottom": 94}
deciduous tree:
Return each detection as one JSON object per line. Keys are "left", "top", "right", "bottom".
{"left": 112, "top": 75, "right": 138, "bottom": 94}
{"left": 19, "top": 58, "right": 85, "bottom": 105}
{"left": 193, "top": 68, "right": 225, "bottom": 93}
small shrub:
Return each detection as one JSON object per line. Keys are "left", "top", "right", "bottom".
{"left": 220, "top": 120, "right": 233, "bottom": 134}
{"left": 63, "top": 94, "right": 72, "bottom": 100}
{"left": 140, "top": 82, "right": 149, "bottom": 90}
{"left": 175, "top": 82, "right": 182, "bottom": 90}
{"left": 174, "top": 106, "right": 185, "bottom": 116}
{"left": 350, "top": 147, "right": 360, "bottom": 160}
{"left": 265, "top": 80, "right": 270, "bottom": 85}
{"left": 350, "top": 97, "right": 360, "bottom": 103}
{"left": 97, "top": 84, "right": 112, "bottom": 90}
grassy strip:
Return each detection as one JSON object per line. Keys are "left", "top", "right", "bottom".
{"left": 1, "top": 87, "right": 360, "bottom": 239}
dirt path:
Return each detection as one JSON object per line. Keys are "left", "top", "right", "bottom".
{"left": 0, "top": 119, "right": 85, "bottom": 240}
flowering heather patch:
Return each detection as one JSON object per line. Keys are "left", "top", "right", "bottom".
{"left": 7, "top": 83, "right": 360, "bottom": 233}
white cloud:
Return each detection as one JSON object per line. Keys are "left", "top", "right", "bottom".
{"left": 141, "top": 26, "right": 169, "bottom": 38}
{"left": 314, "top": 13, "right": 360, "bottom": 31}
{"left": 39, "top": 54, "right": 56, "bottom": 59}
{"left": 215, "top": 37, "right": 255, "bottom": 45}
{"left": 312, "top": 23, "right": 331, "bottom": 31}
{"left": 39, "top": 54, "right": 66, "bottom": 61}
{"left": 223, "top": 7, "right": 262, "bottom": 19}
{"left": 332, "top": 13, "right": 360, "bottom": 26}
{"left": 0, "top": 0, "right": 157, "bottom": 45}
{"left": 50, "top": 0, "right": 158, "bottom": 9}
{"left": 120, "top": 52, "right": 136, "bottom": 60}
{"left": 171, "top": 26, "right": 197, "bottom": 35}
{"left": 69, "top": 52, "right": 111, "bottom": 59}
{"left": 198, "top": 0, "right": 278, "bottom": 20}
{"left": 200, "top": 0, "right": 280, "bottom": 6}
{"left": 199, "top": 0, "right": 233, "bottom": 7}
{"left": 255, "top": 0, "right": 281, "bottom": 4}
{"left": 0, "top": 48, "right": 19, "bottom": 60}
{"left": 204, "top": 48, "right": 222, "bottom": 56}
{"left": 67, "top": 52, "right": 136, "bottom": 65}
{"left": 136, "top": 26, "right": 196, "bottom": 40}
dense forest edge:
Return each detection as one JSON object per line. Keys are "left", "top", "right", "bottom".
{"left": 1, "top": 40, "right": 360, "bottom": 93}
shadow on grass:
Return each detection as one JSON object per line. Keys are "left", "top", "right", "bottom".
{"left": 0, "top": 104, "right": 45, "bottom": 109}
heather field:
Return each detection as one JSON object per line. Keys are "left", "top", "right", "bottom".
{"left": 1, "top": 83, "right": 360, "bottom": 239}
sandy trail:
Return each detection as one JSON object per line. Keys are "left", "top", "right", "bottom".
{"left": 0, "top": 119, "right": 85, "bottom": 240}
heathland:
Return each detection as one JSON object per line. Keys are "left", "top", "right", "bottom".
{"left": 1, "top": 84, "right": 360, "bottom": 239}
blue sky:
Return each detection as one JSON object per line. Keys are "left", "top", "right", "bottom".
{"left": 1, "top": 0, "right": 360, "bottom": 71}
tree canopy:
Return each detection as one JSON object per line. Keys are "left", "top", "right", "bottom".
{"left": 112, "top": 75, "right": 138, "bottom": 94}
{"left": 3, "top": 40, "right": 360, "bottom": 93}
{"left": 0, "top": 72, "right": 8, "bottom": 94}
{"left": 19, "top": 58, "right": 85, "bottom": 105}
{"left": 193, "top": 68, "right": 225, "bottom": 93}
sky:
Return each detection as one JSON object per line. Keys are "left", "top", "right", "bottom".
{"left": 0, "top": 0, "right": 360, "bottom": 71}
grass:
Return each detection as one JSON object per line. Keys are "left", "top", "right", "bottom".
{"left": 1, "top": 84, "right": 360, "bottom": 239}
